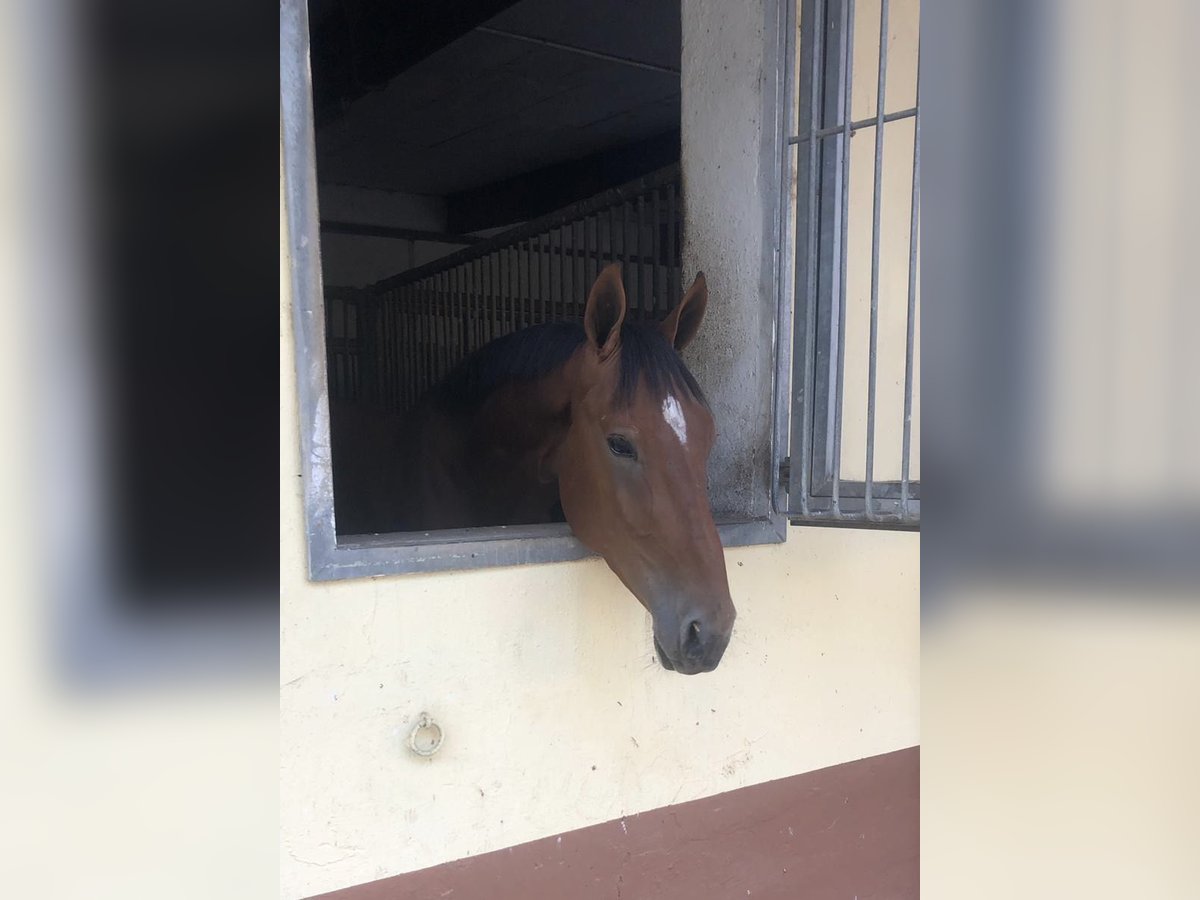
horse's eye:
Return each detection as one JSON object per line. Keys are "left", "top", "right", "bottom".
{"left": 607, "top": 434, "right": 637, "bottom": 460}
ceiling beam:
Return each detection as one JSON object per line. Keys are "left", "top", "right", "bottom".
{"left": 446, "top": 130, "right": 681, "bottom": 233}
{"left": 319, "top": 221, "right": 484, "bottom": 244}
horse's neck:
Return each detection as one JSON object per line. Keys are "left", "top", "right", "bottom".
{"left": 471, "top": 368, "right": 573, "bottom": 465}
{"left": 419, "top": 364, "right": 576, "bottom": 528}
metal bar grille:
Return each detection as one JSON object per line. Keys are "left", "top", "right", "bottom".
{"left": 324, "top": 164, "right": 683, "bottom": 416}
{"left": 783, "top": 0, "right": 920, "bottom": 527}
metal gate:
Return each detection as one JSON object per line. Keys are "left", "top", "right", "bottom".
{"left": 781, "top": 0, "right": 920, "bottom": 527}
{"left": 325, "top": 164, "right": 683, "bottom": 415}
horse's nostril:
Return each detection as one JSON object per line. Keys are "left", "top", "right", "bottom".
{"left": 682, "top": 618, "right": 705, "bottom": 659}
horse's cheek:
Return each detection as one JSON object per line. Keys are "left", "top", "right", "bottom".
{"left": 613, "top": 474, "right": 654, "bottom": 535}
{"left": 557, "top": 465, "right": 602, "bottom": 548}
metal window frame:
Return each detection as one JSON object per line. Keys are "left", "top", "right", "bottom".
{"left": 281, "top": 0, "right": 785, "bottom": 582}
{"left": 777, "top": 0, "right": 921, "bottom": 529}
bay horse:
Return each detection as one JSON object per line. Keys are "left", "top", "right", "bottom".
{"left": 332, "top": 263, "right": 735, "bottom": 674}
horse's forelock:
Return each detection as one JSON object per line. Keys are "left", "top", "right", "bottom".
{"left": 613, "top": 322, "right": 708, "bottom": 411}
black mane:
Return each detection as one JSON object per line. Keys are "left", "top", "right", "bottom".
{"left": 432, "top": 319, "right": 707, "bottom": 411}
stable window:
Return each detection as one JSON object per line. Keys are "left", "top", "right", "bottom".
{"left": 283, "top": 0, "right": 917, "bottom": 581}
{"left": 777, "top": 0, "right": 921, "bottom": 526}
{"left": 282, "top": 0, "right": 788, "bottom": 580}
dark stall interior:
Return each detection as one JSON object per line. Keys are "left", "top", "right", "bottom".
{"left": 308, "top": 0, "right": 685, "bottom": 534}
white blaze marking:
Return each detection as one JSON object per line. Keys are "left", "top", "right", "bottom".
{"left": 662, "top": 394, "right": 688, "bottom": 446}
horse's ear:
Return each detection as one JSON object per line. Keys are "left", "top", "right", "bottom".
{"left": 584, "top": 263, "right": 626, "bottom": 360}
{"left": 660, "top": 271, "right": 708, "bottom": 351}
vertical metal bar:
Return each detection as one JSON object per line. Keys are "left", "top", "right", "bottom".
{"left": 566, "top": 223, "right": 573, "bottom": 315}
{"left": 345, "top": 300, "right": 354, "bottom": 399}
{"left": 417, "top": 282, "right": 425, "bottom": 401}
{"left": 493, "top": 253, "right": 501, "bottom": 340}
{"left": 418, "top": 282, "right": 425, "bottom": 400}
{"left": 472, "top": 259, "right": 480, "bottom": 349}
{"left": 455, "top": 266, "right": 462, "bottom": 361}
{"left": 423, "top": 281, "right": 431, "bottom": 398}
{"left": 409, "top": 284, "right": 418, "bottom": 402}
{"left": 408, "top": 286, "right": 416, "bottom": 407}
{"left": 575, "top": 219, "right": 584, "bottom": 315}
{"left": 435, "top": 272, "right": 444, "bottom": 382}
{"left": 831, "top": 0, "right": 855, "bottom": 515}
{"left": 382, "top": 295, "right": 391, "bottom": 409}
{"left": 464, "top": 261, "right": 473, "bottom": 354}
{"left": 487, "top": 254, "right": 496, "bottom": 345}
{"left": 446, "top": 266, "right": 454, "bottom": 359}
{"left": 499, "top": 248, "right": 507, "bottom": 335}
{"left": 466, "top": 260, "right": 473, "bottom": 352}
{"left": 667, "top": 182, "right": 677, "bottom": 309}
{"left": 425, "top": 278, "right": 433, "bottom": 390}
{"left": 377, "top": 297, "right": 385, "bottom": 408}
{"left": 584, "top": 217, "right": 592, "bottom": 289}
{"left": 407, "top": 286, "right": 415, "bottom": 408}
{"left": 512, "top": 243, "right": 520, "bottom": 331}
{"left": 901, "top": 74, "right": 920, "bottom": 518}
{"left": 472, "top": 259, "right": 482, "bottom": 350}
{"left": 450, "top": 265, "right": 460, "bottom": 364}
{"left": 504, "top": 247, "right": 511, "bottom": 334}
{"left": 379, "top": 296, "right": 387, "bottom": 408}
{"left": 864, "top": 0, "right": 889, "bottom": 518}
{"left": 396, "top": 291, "right": 404, "bottom": 410}
{"left": 612, "top": 204, "right": 619, "bottom": 270}
{"left": 558, "top": 226, "right": 568, "bottom": 320}
{"left": 428, "top": 276, "right": 437, "bottom": 388}
{"left": 386, "top": 292, "right": 393, "bottom": 409}
{"left": 540, "top": 234, "right": 549, "bottom": 323}
{"left": 445, "top": 269, "right": 453, "bottom": 370}
{"left": 396, "top": 292, "right": 403, "bottom": 410}
{"left": 624, "top": 198, "right": 633, "bottom": 309}
{"left": 595, "top": 217, "right": 604, "bottom": 286}
{"left": 595, "top": 213, "right": 602, "bottom": 284}
{"left": 400, "top": 290, "right": 407, "bottom": 409}
{"left": 446, "top": 269, "right": 454, "bottom": 373}
{"left": 520, "top": 241, "right": 529, "bottom": 330}
{"left": 526, "top": 240, "right": 534, "bottom": 328}
{"left": 531, "top": 239, "right": 539, "bottom": 327}
{"left": 459, "top": 263, "right": 468, "bottom": 359}
{"left": 606, "top": 204, "right": 614, "bottom": 271}
{"left": 417, "top": 284, "right": 424, "bottom": 401}
{"left": 527, "top": 239, "right": 536, "bottom": 326}
{"left": 477, "top": 259, "right": 484, "bottom": 348}
{"left": 401, "top": 291, "right": 407, "bottom": 405}
{"left": 438, "top": 271, "right": 447, "bottom": 381}
{"left": 434, "top": 275, "right": 442, "bottom": 383}
{"left": 636, "top": 195, "right": 646, "bottom": 313}
{"left": 651, "top": 188, "right": 662, "bottom": 315}
{"left": 398, "top": 290, "right": 406, "bottom": 410}
{"left": 388, "top": 294, "right": 395, "bottom": 410}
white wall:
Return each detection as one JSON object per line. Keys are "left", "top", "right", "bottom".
{"left": 281, "top": 1, "right": 920, "bottom": 897}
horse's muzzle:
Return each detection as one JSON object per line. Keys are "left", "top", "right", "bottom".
{"left": 653, "top": 611, "right": 732, "bottom": 675}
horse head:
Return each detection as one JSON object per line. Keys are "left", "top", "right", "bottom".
{"left": 554, "top": 264, "right": 735, "bottom": 674}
